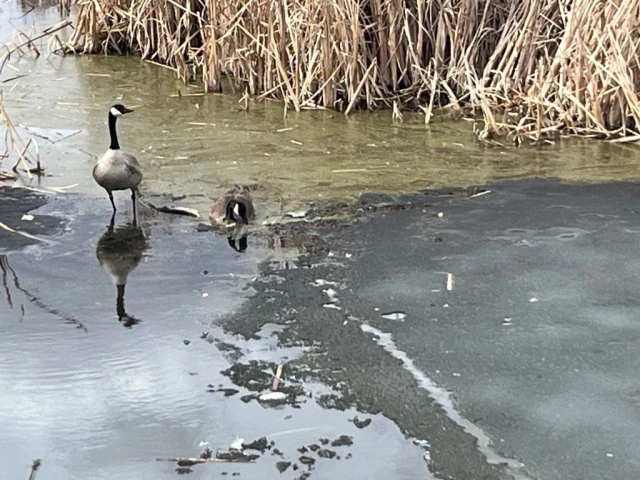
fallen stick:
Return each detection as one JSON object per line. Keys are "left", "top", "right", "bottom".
{"left": 28, "top": 459, "right": 41, "bottom": 480}
{"left": 469, "top": 189, "right": 492, "bottom": 198}
{"left": 271, "top": 363, "right": 284, "bottom": 391}
{"left": 156, "top": 457, "right": 256, "bottom": 464}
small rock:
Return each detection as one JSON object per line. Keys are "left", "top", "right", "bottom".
{"left": 259, "top": 391, "right": 287, "bottom": 402}
{"left": 297, "top": 446, "right": 308, "bottom": 454}
{"left": 346, "top": 453, "right": 353, "bottom": 459}
{"left": 21, "top": 214, "right": 34, "bottom": 221}
{"left": 183, "top": 340, "right": 191, "bottom": 345}
{"left": 317, "top": 449, "right": 336, "bottom": 459}
{"left": 299, "top": 456, "right": 315, "bottom": 466}
{"left": 308, "top": 444, "right": 320, "bottom": 452}
{"left": 243, "top": 436, "right": 269, "bottom": 453}
{"left": 319, "top": 437, "right": 329, "bottom": 445}
{"left": 272, "top": 448, "right": 283, "bottom": 456}
{"left": 352, "top": 416, "right": 372, "bottom": 428}
{"left": 331, "top": 435, "right": 353, "bottom": 447}
{"left": 276, "top": 461, "right": 291, "bottom": 473}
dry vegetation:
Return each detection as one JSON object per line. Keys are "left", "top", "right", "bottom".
{"left": 61, "top": 0, "right": 640, "bottom": 144}
{"left": 0, "top": 19, "right": 72, "bottom": 182}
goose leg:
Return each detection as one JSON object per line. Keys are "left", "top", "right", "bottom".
{"left": 108, "top": 192, "right": 117, "bottom": 212}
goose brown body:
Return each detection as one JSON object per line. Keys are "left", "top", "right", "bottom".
{"left": 209, "top": 185, "right": 255, "bottom": 225}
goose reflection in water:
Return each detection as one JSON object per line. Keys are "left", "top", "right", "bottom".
{"left": 227, "top": 230, "right": 248, "bottom": 253}
{"left": 96, "top": 216, "right": 149, "bottom": 327}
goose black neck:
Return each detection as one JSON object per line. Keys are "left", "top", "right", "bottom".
{"left": 108, "top": 113, "right": 120, "bottom": 150}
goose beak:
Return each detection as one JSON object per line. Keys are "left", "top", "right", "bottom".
{"left": 123, "top": 107, "right": 134, "bottom": 114}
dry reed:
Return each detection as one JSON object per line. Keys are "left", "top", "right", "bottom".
{"left": 0, "top": 18, "right": 71, "bottom": 182}
{"left": 61, "top": 0, "right": 640, "bottom": 143}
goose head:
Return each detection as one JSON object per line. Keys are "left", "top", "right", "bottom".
{"left": 109, "top": 104, "right": 134, "bottom": 117}
{"left": 225, "top": 199, "right": 249, "bottom": 225}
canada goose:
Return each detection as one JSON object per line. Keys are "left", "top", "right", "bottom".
{"left": 93, "top": 104, "right": 143, "bottom": 219}
{"left": 209, "top": 184, "right": 255, "bottom": 225}
{"left": 96, "top": 216, "right": 149, "bottom": 327}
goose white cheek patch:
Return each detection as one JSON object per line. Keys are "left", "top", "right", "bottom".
{"left": 233, "top": 204, "right": 241, "bottom": 217}
{"left": 110, "top": 107, "right": 122, "bottom": 116}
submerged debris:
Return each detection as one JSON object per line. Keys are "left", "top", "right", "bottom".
{"left": 207, "top": 387, "right": 239, "bottom": 397}
{"left": 380, "top": 311, "right": 406, "bottom": 321}
{"left": 259, "top": 391, "right": 287, "bottom": 402}
{"left": 331, "top": 435, "right": 353, "bottom": 447}
{"left": 351, "top": 416, "right": 372, "bottom": 428}
{"left": 317, "top": 448, "right": 337, "bottom": 459}
{"left": 222, "top": 361, "right": 304, "bottom": 407}
{"left": 242, "top": 437, "right": 270, "bottom": 453}
{"left": 285, "top": 210, "right": 308, "bottom": 218}
{"left": 298, "top": 455, "right": 316, "bottom": 466}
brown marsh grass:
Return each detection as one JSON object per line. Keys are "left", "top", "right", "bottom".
{"left": 62, "top": 0, "right": 640, "bottom": 144}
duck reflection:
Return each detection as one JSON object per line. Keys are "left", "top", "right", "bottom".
{"left": 96, "top": 216, "right": 149, "bottom": 327}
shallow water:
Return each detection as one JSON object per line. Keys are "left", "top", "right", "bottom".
{"left": 0, "top": 195, "right": 428, "bottom": 480}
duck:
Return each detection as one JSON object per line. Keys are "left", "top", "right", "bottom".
{"left": 209, "top": 184, "right": 255, "bottom": 226}
{"left": 92, "top": 104, "right": 143, "bottom": 220}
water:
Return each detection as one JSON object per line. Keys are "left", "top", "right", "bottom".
{"left": 3, "top": 2, "right": 640, "bottom": 216}
{"left": 3, "top": 2, "right": 640, "bottom": 480}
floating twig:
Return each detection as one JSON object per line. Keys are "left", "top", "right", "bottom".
{"left": 156, "top": 457, "right": 256, "bottom": 464}
{"left": 272, "top": 363, "right": 284, "bottom": 391}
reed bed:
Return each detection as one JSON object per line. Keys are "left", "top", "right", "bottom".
{"left": 62, "top": 0, "right": 640, "bottom": 143}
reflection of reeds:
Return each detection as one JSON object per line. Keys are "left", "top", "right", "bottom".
{"left": 0, "top": 255, "right": 87, "bottom": 331}
{"left": 62, "top": 0, "right": 640, "bottom": 143}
